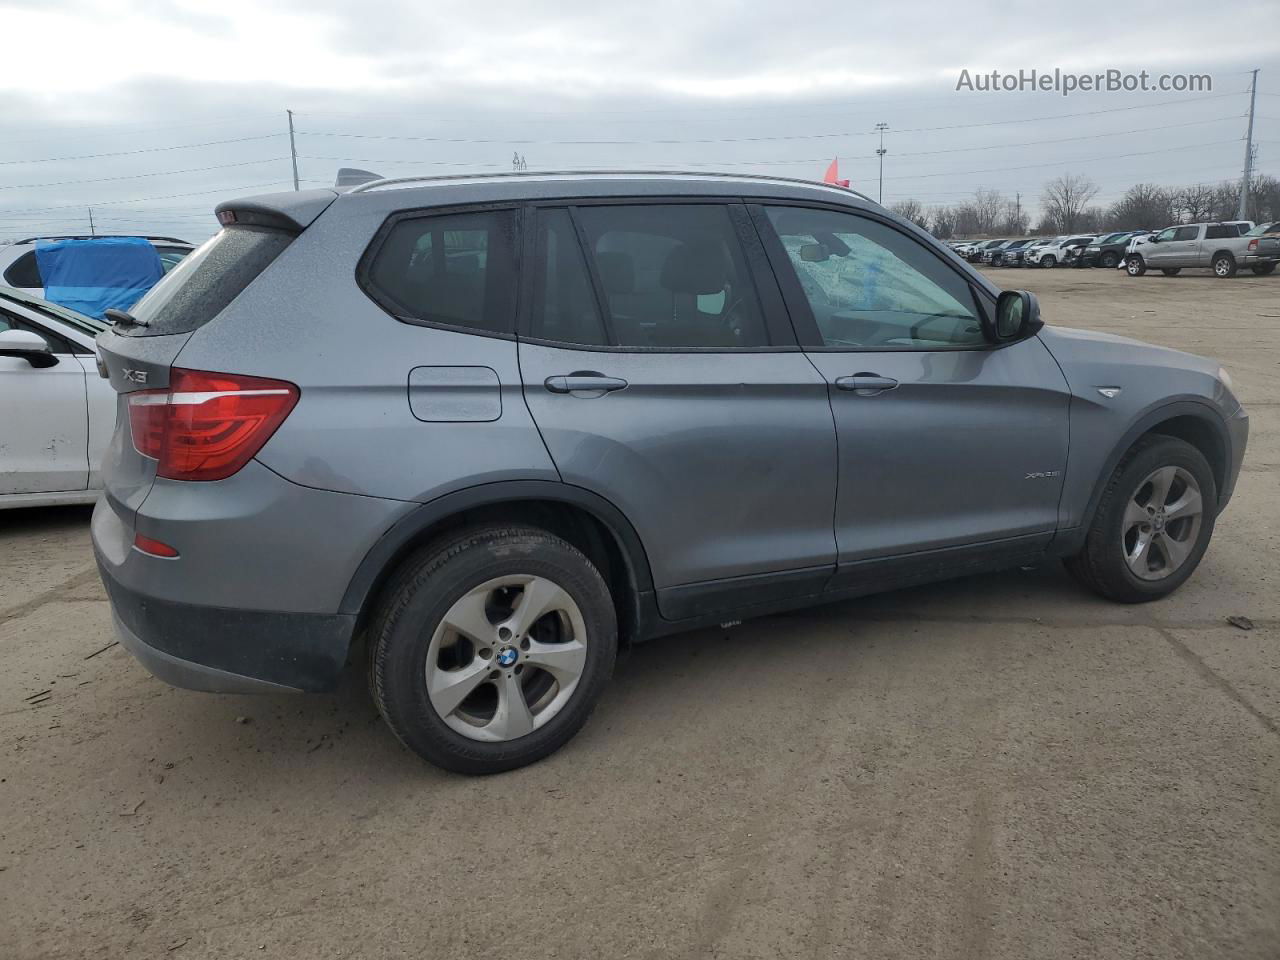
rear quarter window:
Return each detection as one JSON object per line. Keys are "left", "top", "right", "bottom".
{"left": 123, "top": 226, "right": 293, "bottom": 336}
{"left": 361, "top": 209, "right": 518, "bottom": 336}
{"left": 3, "top": 250, "right": 42, "bottom": 288}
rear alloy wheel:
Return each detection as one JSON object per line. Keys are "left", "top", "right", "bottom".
{"left": 1100, "top": 251, "right": 1120, "bottom": 268}
{"left": 370, "top": 526, "right": 617, "bottom": 774}
{"left": 1126, "top": 255, "right": 1146, "bottom": 276}
{"left": 1040, "top": 255, "right": 1057, "bottom": 268}
{"left": 1213, "top": 253, "right": 1238, "bottom": 278}
{"left": 1161, "top": 268, "right": 1182, "bottom": 276}
{"left": 1251, "top": 262, "right": 1276, "bottom": 276}
{"left": 1065, "top": 436, "right": 1216, "bottom": 602}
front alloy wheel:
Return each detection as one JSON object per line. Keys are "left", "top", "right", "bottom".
{"left": 1120, "top": 466, "right": 1203, "bottom": 581}
{"left": 1064, "top": 435, "right": 1216, "bottom": 603}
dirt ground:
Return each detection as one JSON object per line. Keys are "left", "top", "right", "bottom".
{"left": 2, "top": 265, "right": 1278, "bottom": 959}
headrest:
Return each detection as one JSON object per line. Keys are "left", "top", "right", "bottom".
{"left": 595, "top": 251, "right": 634, "bottom": 294}
{"left": 659, "top": 238, "right": 729, "bottom": 295}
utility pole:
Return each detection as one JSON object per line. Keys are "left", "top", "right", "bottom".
{"left": 287, "top": 109, "right": 300, "bottom": 191}
{"left": 87, "top": 207, "right": 95, "bottom": 236}
{"left": 1015, "top": 192, "right": 1022, "bottom": 228}
{"left": 1237, "top": 69, "right": 1259, "bottom": 221}
{"left": 875, "top": 122, "right": 889, "bottom": 204}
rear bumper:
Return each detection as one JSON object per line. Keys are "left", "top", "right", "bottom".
{"left": 1241, "top": 253, "right": 1277, "bottom": 266}
{"left": 98, "top": 557, "right": 356, "bottom": 692}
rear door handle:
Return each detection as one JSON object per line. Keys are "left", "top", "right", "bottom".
{"left": 544, "top": 373, "right": 629, "bottom": 395}
{"left": 834, "top": 373, "right": 899, "bottom": 396}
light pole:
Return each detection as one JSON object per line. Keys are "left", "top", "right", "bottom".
{"left": 875, "top": 122, "right": 889, "bottom": 204}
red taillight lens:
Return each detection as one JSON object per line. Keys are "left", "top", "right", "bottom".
{"left": 127, "top": 368, "right": 299, "bottom": 481}
{"left": 1248, "top": 239, "right": 1258, "bottom": 251}
{"left": 133, "top": 533, "right": 179, "bottom": 558}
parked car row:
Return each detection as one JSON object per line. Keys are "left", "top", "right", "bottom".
{"left": 948, "top": 220, "right": 1280, "bottom": 278}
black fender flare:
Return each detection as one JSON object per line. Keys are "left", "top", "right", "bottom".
{"left": 1066, "top": 399, "right": 1232, "bottom": 551}
{"left": 339, "top": 480, "right": 655, "bottom": 617}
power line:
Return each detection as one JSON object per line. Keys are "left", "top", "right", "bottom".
{"left": 295, "top": 115, "right": 1241, "bottom": 175}
{"left": 0, "top": 158, "right": 290, "bottom": 191}
{"left": 294, "top": 90, "right": 1244, "bottom": 148}
{"left": 0, "top": 134, "right": 286, "bottom": 167}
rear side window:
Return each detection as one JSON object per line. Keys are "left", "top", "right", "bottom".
{"left": 1205, "top": 225, "right": 1233, "bottom": 240}
{"left": 3, "top": 251, "right": 42, "bottom": 288}
{"left": 531, "top": 209, "right": 607, "bottom": 346}
{"left": 570, "top": 204, "right": 768, "bottom": 349}
{"left": 125, "top": 226, "right": 293, "bottom": 336}
{"left": 364, "top": 210, "right": 518, "bottom": 335}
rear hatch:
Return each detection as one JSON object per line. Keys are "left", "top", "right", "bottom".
{"left": 95, "top": 193, "right": 333, "bottom": 526}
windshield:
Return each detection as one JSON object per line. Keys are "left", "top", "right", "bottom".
{"left": 0, "top": 285, "right": 108, "bottom": 336}
{"left": 1245, "top": 221, "right": 1280, "bottom": 237}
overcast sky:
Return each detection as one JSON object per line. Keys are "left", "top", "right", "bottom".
{"left": 2, "top": 0, "right": 1277, "bottom": 241}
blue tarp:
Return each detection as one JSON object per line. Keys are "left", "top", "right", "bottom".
{"left": 35, "top": 237, "right": 164, "bottom": 320}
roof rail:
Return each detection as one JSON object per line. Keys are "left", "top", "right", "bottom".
{"left": 348, "top": 168, "right": 876, "bottom": 204}
{"left": 14, "top": 234, "right": 192, "bottom": 245}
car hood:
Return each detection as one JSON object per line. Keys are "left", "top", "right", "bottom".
{"left": 1040, "top": 324, "right": 1217, "bottom": 374}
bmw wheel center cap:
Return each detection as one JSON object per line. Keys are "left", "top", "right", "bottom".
{"left": 497, "top": 646, "right": 518, "bottom": 667}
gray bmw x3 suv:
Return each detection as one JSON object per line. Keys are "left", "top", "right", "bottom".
{"left": 93, "top": 172, "right": 1248, "bottom": 774}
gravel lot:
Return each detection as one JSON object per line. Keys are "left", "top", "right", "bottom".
{"left": 2, "top": 265, "right": 1278, "bottom": 960}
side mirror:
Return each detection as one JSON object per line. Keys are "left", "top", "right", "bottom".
{"left": 0, "top": 329, "right": 57, "bottom": 368}
{"left": 991, "top": 290, "right": 1042, "bottom": 342}
{"left": 1148, "top": 235, "right": 1161, "bottom": 243}
{"left": 798, "top": 243, "right": 830, "bottom": 263}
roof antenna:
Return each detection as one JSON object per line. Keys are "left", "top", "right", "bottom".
{"left": 335, "top": 168, "right": 383, "bottom": 188}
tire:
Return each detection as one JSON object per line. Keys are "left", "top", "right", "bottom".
{"left": 1041, "top": 255, "right": 1056, "bottom": 268}
{"left": 1100, "top": 251, "right": 1119, "bottom": 268}
{"left": 1126, "top": 255, "right": 1147, "bottom": 277}
{"left": 369, "top": 525, "right": 618, "bottom": 774}
{"left": 1251, "top": 262, "right": 1276, "bottom": 276}
{"left": 1160, "top": 268, "right": 1182, "bottom": 276}
{"left": 1064, "top": 435, "right": 1217, "bottom": 603}
{"left": 1213, "top": 253, "right": 1238, "bottom": 278}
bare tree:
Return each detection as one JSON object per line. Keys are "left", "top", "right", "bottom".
{"left": 1040, "top": 174, "right": 1100, "bottom": 233}
{"left": 929, "top": 205, "right": 957, "bottom": 239}
{"left": 889, "top": 198, "right": 929, "bottom": 229}
{"left": 1174, "top": 184, "right": 1216, "bottom": 223}
{"left": 1107, "top": 183, "right": 1175, "bottom": 231}
{"left": 972, "top": 188, "right": 1005, "bottom": 234}
{"left": 998, "top": 200, "right": 1029, "bottom": 236}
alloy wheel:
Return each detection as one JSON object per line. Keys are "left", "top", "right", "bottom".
{"left": 425, "top": 575, "right": 588, "bottom": 741}
{"left": 1121, "top": 465, "right": 1204, "bottom": 581}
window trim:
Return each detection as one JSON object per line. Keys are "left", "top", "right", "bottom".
{"left": 747, "top": 200, "right": 999, "bottom": 354}
{"left": 517, "top": 197, "right": 800, "bottom": 354}
{"left": 356, "top": 201, "right": 525, "bottom": 341}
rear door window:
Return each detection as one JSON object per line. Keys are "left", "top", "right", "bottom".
{"left": 1205, "top": 225, "right": 1233, "bottom": 240}
{"left": 363, "top": 210, "right": 518, "bottom": 336}
{"left": 569, "top": 204, "right": 768, "bottom": 349}
{"left": 124, "top": 226, "right": 294, "bottom": 336}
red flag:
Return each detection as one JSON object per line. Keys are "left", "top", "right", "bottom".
{"left": 822, "top": 157, "right": 850, "bottom": 188}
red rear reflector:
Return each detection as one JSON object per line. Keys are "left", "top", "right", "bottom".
{"left": 127, "top": 368, "right": 299, "bottom": 481}
{"left": 134, "top": 533, "right": 179, "bottom": 558}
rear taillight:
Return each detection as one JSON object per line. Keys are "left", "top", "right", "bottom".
{"left": 1248, "top": 239, "right": 1258, "bottom": 251}
{"left": 127, "top": 368, "right": 299, "bottom": 481}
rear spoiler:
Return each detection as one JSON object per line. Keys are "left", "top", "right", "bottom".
{"left": 214, "top": 189, "right": 339, "bottom": 232}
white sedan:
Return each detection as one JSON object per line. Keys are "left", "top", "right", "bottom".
{"left": 0, "top": 287, "right": 114, "bottom": 508}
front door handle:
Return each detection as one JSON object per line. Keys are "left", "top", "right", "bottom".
{"left": 834, "top": 373, "right": 899, "bottom": 396}
{"left": 545, "top": 372, "right": 629, "bottom": 395}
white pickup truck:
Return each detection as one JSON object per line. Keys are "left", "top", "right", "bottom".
{"left": 1124, "top": 221, "right": 1271, "bottom": 278}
